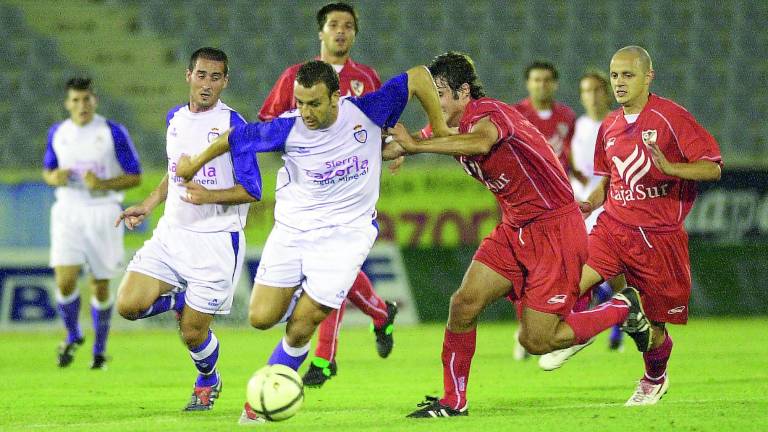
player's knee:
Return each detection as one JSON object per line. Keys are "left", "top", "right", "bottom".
{"left": 248, "top": 308, "right": 277, "bottom": 330}
{"left": 449, "top": 291, "right": 483, "bottom": 321}
{"left": 116, "top": 298, "right": 141, "bottom": 321}
{"left": 180, "top": 326, "right": 207, "bottom": 348}
{"left": 519, "top": 333, "right": 552, "bottom": 355}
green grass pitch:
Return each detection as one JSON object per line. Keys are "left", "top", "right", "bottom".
{"left": 5, "top": 318, "right": 768, "bottom": 431}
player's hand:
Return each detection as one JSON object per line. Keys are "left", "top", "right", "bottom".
{"left": 388, "top": 155, "right": 406, "bottom": 174}
{"left": 181, "top": 181, "right": 212, "bottom": 205}
{"left": 175, "top": 155, "right": 198, "bottom": 182}
{"left": 50, "top": 169, "right": 71, "bottom": 186}
{"left": 115, "top": 204, "right": 149, "bottom": 230}
{"left": 647, "top": 142, "right": 674, "bottom": 176}
{"left": 578, "top": 201, "right": 593, "bottom": 220}
{"left": 83, "top": 170, "right": 103, "bottom": 190}
{"left": 387, "top": 123, "right": 417, "bottom": 153}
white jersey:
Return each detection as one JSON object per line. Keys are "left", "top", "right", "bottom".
{"left": 44, "top": 114, "right": 141, "bottom": 206}
{"left": 228, "top": 73, "right": 410, "bottom": 231}
{"left": 570, "top": 114, "right": 605, "bottom": 201}
{"left": 163, "top": 100, "right": 250, "bottom": 232}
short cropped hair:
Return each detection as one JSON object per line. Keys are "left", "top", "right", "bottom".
{"left": 525, "top": 61, "right": 559, "bottom": 81}
{"left": 296, "top": 60, "right": 340, "bottom": 96}
{"left": 580, "top": 69, "right": 610, "bottom": 93}
{"left": 188, "top": 47, "right": 228, "bottom": 75}
{"left": 65, "top": 77, "right": 93, "bottom": 92}
{"left": 317, "top": 2, "right": 359, "bottom": 33}
{"left": 428, "top": 51, "right": 486, "bottom": 99}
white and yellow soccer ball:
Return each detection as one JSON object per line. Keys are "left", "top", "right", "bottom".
{"left": 246, "top": 364, "right": 304, "bottom": 421}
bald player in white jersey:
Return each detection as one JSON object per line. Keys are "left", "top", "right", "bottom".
{"left": 175, "top": 59, "right": 448, "bottom": 424}
{"left": 44, "top": 77, "right": 142, "bottom": 370}
{"left": 115, "top": 48, "right": 259, "bottom": 412}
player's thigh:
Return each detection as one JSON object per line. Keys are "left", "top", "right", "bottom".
{"left": 179, "top": 305, "right": 215, "bottom": 347}
{"left": 53, "top": 265, "right": 81, "bottom": 294}
{"left": 452, "top": 259, "right": 514, "bottom": 313}
{"left": 49, "top": 202, "right": 86, "bottom": 269}
{"left": 117, "top": 271, "right": 176, "bottom": 310}
{"left": 249, "top": 283, "right": 300, "bottom": 327}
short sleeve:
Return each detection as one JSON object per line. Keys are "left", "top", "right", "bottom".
{"left": 230, "top": 110, "right": 247, "bottom": 128}
{"left": 593, "top": 122, "right": 610, "bottom": 176}
{"left": 166, "top": 104, "right": 185, "bottom": 126}
{"left": 108, "top": 120, "right": 142, "bottom": 174}
{"left": 228, "top": 117, "right": 296, "bottom": 200}
{"left": 258, "top": 67, "right": 297, "bottom": 121}
{"left": 349, "top": 73, "right": 409, "bottom": 128}
{"left": 674, "top": 111, "right": 722, "bottom": 166}
{"left": 43, "top": 123, "right": 62, "bottom": 169}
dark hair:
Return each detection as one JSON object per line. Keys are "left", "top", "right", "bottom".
{"left": 525, "top": 61, "right": 558, "bottom": 81}
{"left": 316, "top": 2, "right": 359, "bottom": 33}
{"left": 428, "top": 51, "right": 485, "bottom": 99}
{"left": 296, "top": 60, "right": 340, "bottom": 96}
{"left": 188, "top": 47, "right": 228, "bottom": 75}
{"left": 580, "top": 69, "right": 610, "bottom": 93}
{"left": 65, "top": 77, "right": 93, "bottom": 92}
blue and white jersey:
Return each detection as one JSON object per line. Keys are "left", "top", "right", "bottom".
{"left": 164, "top": 100, "right": 254, "bottom": 233}
{"left": 44, "top": 114, "right": 141, "bottom": 205}
{"left": 229, "top": 73, "right": 409, "bottom": 231}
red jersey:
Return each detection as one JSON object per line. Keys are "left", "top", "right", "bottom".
{"left": 512, "top": 98, "right": 576, "bottom": 170}
{"left": 457, "top": 98, "right": 575, "bottom": 227}
{"left": 594, "top": 94, "right": 722, "bottom": 229}
{"left": 258, "top": 57, "right": 382, "bottom": 121}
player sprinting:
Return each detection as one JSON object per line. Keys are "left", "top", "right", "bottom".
{"left": 386, "top": 52, "right": 653, "bottom": 418}
{"left": 258, "top": 1, "right": 398, "bottom": 388}
{"left": 115, "top": 48, "right": 259, "bottom": 411}
{"left": 43, "top": 77, "right": 142, "bottom": 370}
{"left": 173, "top": 60, "right": 448, "bottom": 424}
{"left": 538, "top": 71, "right": 626, "bottom": 371}
{"left": 544, "top": 46, "right": 722, "bottom": 405}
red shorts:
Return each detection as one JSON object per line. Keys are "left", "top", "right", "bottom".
{"left": 474, "top": 203, "right": 587, "bottom": 316}
{"left": 587, "top": 213, "right": 691, "bottom": 324}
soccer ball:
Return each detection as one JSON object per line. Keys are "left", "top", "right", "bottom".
{"left": 246, "top": 364, "right": 304, "bottom": 421}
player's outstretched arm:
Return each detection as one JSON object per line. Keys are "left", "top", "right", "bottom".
{"left": 176, "top": 129, "right": 233, "bottom": 182}
{"left": 83, "top": 171, "right": 141, "bottom": 191}
{"left": 42, "top": 168, "right": 71, "bottom": 186}
{"left": 115, "top": 174, "right": 168, "bottom": 229}
{"left": 388, "top": 116, "right": 499, "bottom": 157}
{"left": 405, "top": 66, "right": 450, "bottom": 138}
{"left": 181, "top": 182, "right": 259, "bottom": 205}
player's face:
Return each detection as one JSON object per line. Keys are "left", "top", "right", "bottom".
{"left": 579, "top": 77, "right": 610, "bottom": 114}
{"left": 435, "top": 77, "right": 468, "bottom": 128}
{"left": 186, "top": 58, "right": 228, "bottom": 113}
{"left": 525, "top": 69, "right": 557, "bottom": 103}
{"left": 65, "top": 89, "right": 96, "bottom": 126}
{"left": 610, "top": 53, "right": 651, "bottom": 110}
{"left": 319, "top": 11, "right": 357, "bottom": 58}
{"left": 294, "top": 81, "right": 340, "bottom": 130}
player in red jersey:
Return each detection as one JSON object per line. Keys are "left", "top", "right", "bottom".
{"left": 513, "top": 61, "right": 578, "bottom": 177}
{"left": 259, "top": 2, "right": 398, "bottom": 389}
{"left": 386, "top": 52, "right": 652, "bottom": 418}
{"left": 551, "top": 46, "right": 722, "bottom": 405}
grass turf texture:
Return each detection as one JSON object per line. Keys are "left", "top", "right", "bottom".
{"left": 5, "top": 318, "right": 768, "bottom": 431}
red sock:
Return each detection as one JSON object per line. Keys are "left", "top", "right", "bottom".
{"left": 644, "top": 330, "right": 673, "bottom": 383}
{"left": 564, "top": 298, "right": 629, "bottom": 344}
{"left": 313, "top": 300, "right": 347, "bottom": 361}
{"left": 347, "top": 271, "right": 388, "bottom": 328}
{"left": 439, "top": 328, "right": 476, "bottom": 410}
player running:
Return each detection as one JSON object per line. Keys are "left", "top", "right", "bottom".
{"left": 43, "top": 77, "right": 142, "bottom": 370}
{"left": 115, "top": 48, "right": 259, "bottom": 411}
{"left": 174, "top": 60, "right": 448, "bottom": 424}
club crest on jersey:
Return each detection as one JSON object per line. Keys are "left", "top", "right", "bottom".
{"left": 606, "top": 137, "right": 616, "bottom": 149}
{"left": 353, "top": 124, "right": 367, "bottom": 143}
{"left": 351, "top": 80, "right": 364, "bottom": 96}
{"left": 641, "top": 129, "right": 657, "bottom": 147}
{"left": 207, "top": 128, "right": 221, "bottom": 143}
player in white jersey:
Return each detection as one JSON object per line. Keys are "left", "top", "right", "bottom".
{"left": 114, "top": 48, "right": 259, "bottom": 412}
{"left": 175, "top": 60, "right": 448, "bottom": 424}
{"left": 43, "top": 77, "right": 142, "bottom": 370}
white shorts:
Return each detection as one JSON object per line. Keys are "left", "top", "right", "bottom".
{"left": 126, "top": 219, "right": 245, "bottom": 315}
{"left": 255, "top": 222, "right": 378, "bottom": 309}
{"left": 49, "top": 201, "right": 124, "bottom": 280}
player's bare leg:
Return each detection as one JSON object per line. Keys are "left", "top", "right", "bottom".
{"left": 89, "top": 277, "right": 112, "bottom": 369}
{"left": 626, "top": 322, "right": 672, "bottom": 406}
{"left": 115, "top": 271, "right": 179, "bottom": 320}
{"left": 55, "top": 265, "right": 84, "bottom": 367}
{"left": 408, "top": 260, "right": 511, "bottom": 418}
{"left": 247, "top": 283, "right": 300, "bottom": 330}
{"left": 179, "top": 306, "right": 222, "bottom": 411}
